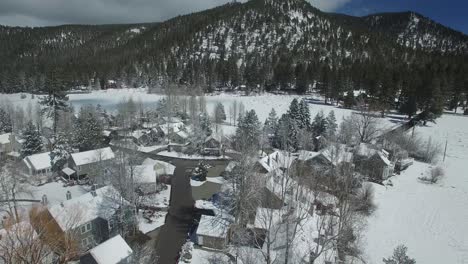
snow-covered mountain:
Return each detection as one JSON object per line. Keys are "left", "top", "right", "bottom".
{"left": 0, "top": 0, "right": 466, "bottom": 93}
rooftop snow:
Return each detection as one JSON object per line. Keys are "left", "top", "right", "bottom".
{"left": 258, "top": 151, "right": 295, "bottom": 173}
{"left": 71, "top": 147, "right": 115, "bottom": 166}
{"left": 23, "top": 152, "right": 52, "bottom": 171}
{"left": 48, "top": 186, "right": 122, "bottom": 231}
{"left": 142, "top": 158, "right": 175, "bottom": 175}
{"left": 89, "top": 235, "right": 133, "bottom": 264}
{"left": 0, "top": 133, "right": 11, "bottom": 144}
{"left": 196, "top": 215, "right": 229, "bottom": 238}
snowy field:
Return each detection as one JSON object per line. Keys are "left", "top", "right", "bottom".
{"left": 1, "top": 88, "right": 394, "bottom": 135}
{"left": 365, "top": 114, "right": 468, "bottom": 264}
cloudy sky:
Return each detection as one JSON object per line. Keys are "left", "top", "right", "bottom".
{"left": 0, "top": 0, "right": 466, "bottom": 33}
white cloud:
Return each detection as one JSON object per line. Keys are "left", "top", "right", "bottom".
{"left": 307, "top": 0, "right": 352, "bottom": 12}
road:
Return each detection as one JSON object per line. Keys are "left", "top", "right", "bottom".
{"left": 153, "top": 157, "right": 229, "bottom": 264}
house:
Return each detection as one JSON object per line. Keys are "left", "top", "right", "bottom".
{"left": 300, "top": 144, "right": 353, "bottom": 174}
{"left": 366, "top": 151, "right": 394, "bottom": 181}
{"left": 255, "top": 151, "right": 295, "bottom": 174}
{"left": 170, "top": 130, "right": 189, "bottom": 144}
{"left": 80, "top": 235, "right": 133, "bottom": 264}
{"left": 353, "top": 144, "right": 395, "bottom": 181}
{"left": 0, "top": 133, "right": 24, "bottom": 160}
{"left": 202, "top": 135, "right": 224, "bottom": 156}
{"left": 70, "top": 147, "right": 115, "bottom": 178}
{"left": 22, "top": 152, "right": 53, "bottom": 178}
{"left": 195, "top": 215, "right": 230, "bottom": 250}
{"left": 156, "top": 122, "right": 184, "bottom": 137}
{"left": 0, "top": 133, "right": 12, "bottom": 159}
{"left": 46, "top": 186, "right": 134, "bottom": 251}
{"left": 131, "top": 129, "right": 158, "bottom": 146}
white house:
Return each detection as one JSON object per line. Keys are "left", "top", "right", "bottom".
{"left": 46, "top": 186, "right": 134, "bottom": 251}
{"left": 22, "top": 152, "right": 53, "bottom": 178}
{"left": 70, "top": 147, "right": 115, "bottom": 178}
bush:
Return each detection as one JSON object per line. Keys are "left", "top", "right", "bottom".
{"left": 20, "top": 93, "right": 27, "bottom": 99}
{"left": 419, "top": 166, "right": 444, "bottom": 184}
{"left": 353, "top": 183, "right": 376, "bottom": 215}
{"left": 386, "top": 132, "right": 442, "bottom": 163}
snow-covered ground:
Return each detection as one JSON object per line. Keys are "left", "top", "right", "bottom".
{"left": 137, "top": 211, "right": 167, "bottom": 235}
{"left": 3, "top": 89, "right": 467, "bottom": 263}
{"left": 365, "top": 114, "right": 468, "bottom": 264}
{"left": 1, "top": 88, "right": 394, "bottom": 136}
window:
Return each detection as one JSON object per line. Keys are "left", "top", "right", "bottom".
{"left": 81, "top": 223, "right": 92, "bottom": 234}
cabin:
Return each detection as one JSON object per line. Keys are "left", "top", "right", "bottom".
{"left": 45, "top": 186, "right": 135, "bottom": 251}
{"left": 22, "top": 152, "right": 53, "bottom": 178}
{"left": 195, "top": 215, "right": 230, "bottom": 250}
{"left": 70, "top": 147, "right": 115, "bottom": 178}
{"left": 132, "top": 160, "right": 175, "bottom": 194}
{"left": 80, "top": 235, "right": 133, "bottom": 264}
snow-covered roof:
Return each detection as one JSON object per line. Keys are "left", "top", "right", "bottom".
{"left": 89, "top": 235, "right": 132, "bottom": 264}
{"left": 48, "top": 186, "right": 123, "bottom": 231}
{"left": 196, "top": 215, "right": 230, "bottom": 238}
{"left": 23, "top": 152, "right": 52, "bottom": 171}
{"left": 296, "top": 150, "right": 320, "bottom": 161}
{"left": 195, "top": 200, "right": 217, "bottom": 211}
{"left": 258, "top": 151, "right": 295, "bottom": 173}
{"left": 253, "top": 207, "right": 283, "bottom": 230}
{"left": 162, "top": 117, "right": 182, "bottom": 123}
{"left": 320, "top": 144, "right": 353, "bottom": 165}
{"left": 376, "top": 151, "right": 392, "bottom": 166}
{"left": 71, "top": 147, "right": 115, "bottom": 166}
{"left": 142, "top": 158, "right": 175, "bottom": 176}
{"left": 204, "top": 134, "right": 222, "bottom": 143}
{"left": 102, "top": 130, "right": 111, "bottom": 137}
{"left": 131, "top": 130, "right": 149, "bottom": 140}
{"left": 158, "top": 123, "right": 183, "bottom": 135}
{"left": 176, "top": 131, "right": 189, "bottom": 139}
{"left": 0, "top": 133, "right": 11, "bottom": 144}
{"left": 356, "top": 143, "right": 378, "bottom": 158}
{"left": 62, "top": 167, "right": 75, "bottom": 176}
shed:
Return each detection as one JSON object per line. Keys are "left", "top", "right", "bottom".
{"left": 195, "top": 215, "right": 230, "bottom": 250}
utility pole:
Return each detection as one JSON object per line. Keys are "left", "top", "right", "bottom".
{"left": 443, "top": 138, "right": 448, "bottom": 162}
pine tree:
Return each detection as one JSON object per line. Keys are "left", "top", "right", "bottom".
{"left": 0, "top": 107, "right": 13, "bottom": 133}
{"left": 50, "top": 134, "right": 72, "bottom": 173}
{"left": 325, "top": 110, "right": 338, "bottom": 138}
{"left": 287, "top": 99, "right": 301, "bottom": 120}
{"left": 214, "top": 103, "right": 227, "bottom": 124}
{"left": 235, "top": 110, "right": 261, "bottom": 152}
{"left": 199, "top": 112, "right": 212, "bottom": 136}
{"left": 20, "top": 121, "right": 43, "bottom": 157}
{"left": 383, "top": 245, "right": 416, "bottom": 264}
{"left": 264, "top": 108, "right": 278, "bottom": 136}
{"left": 273, "top": 114, "right": 299, "bottom": 151}
{"left": 311, "top": 111, "right": 327, "bottom": 137}
{"left": 73, "top": 106, "right": 104, "bottom": 151}
{"left": 297, "top": 99, "right": 311, "bottom": 130}
{"left": 40, "top": 90, "right": 69, "bottom": 136}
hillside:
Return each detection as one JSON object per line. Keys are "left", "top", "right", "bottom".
{"left": 0, "top": 0, "right": 466, "bottom": 114}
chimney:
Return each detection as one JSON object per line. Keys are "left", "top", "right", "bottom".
{"left": 66, "top": 190, "right": 72, "bottom": 200}
{"left": 41, "top": 194, "right": 48, "bottom": 205}
{"left": 268, "top": 155, "right": 271, "bottom": 166}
